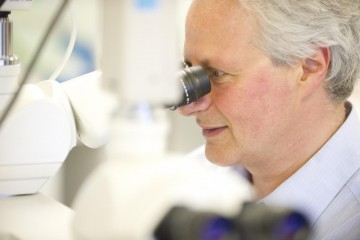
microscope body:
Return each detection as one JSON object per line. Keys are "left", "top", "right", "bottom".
{"left": 0, "top": 0, "right": 78, "bottom": 197}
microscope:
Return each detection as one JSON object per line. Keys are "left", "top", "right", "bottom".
{"left": 0, "top": 1, "right": 215, "bottom": 239}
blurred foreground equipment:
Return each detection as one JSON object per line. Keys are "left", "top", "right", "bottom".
{"left": 155, "top": 203, "right": 310, "bottom": 240}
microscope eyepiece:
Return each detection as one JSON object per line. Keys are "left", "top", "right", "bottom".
{"left": 168, "top": 66, "right": 211, "bottom": 111}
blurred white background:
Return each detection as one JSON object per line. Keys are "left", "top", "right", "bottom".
{"left": 10, "top": 0, "right": 204, "bottom": 206}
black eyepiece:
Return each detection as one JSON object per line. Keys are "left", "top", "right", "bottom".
{"left": 168, "top": 66, "right": 210, "bottom": 111}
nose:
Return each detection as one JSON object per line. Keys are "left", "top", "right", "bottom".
{"left": 178, "top": 93, "right": 211, "bottom": 116}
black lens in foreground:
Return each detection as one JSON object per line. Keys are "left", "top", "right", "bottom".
{"left": 154, "top": 206, "right": 234, "bottom": 240}
{"left": 274, "top": 212, "right": 310, "bottom": 240}
{"left": 200, "top": 216, "right": 234, "bottom": 240}
{"left": 154, "top": 203, "right": 311, "bottom": 240}
{"left": 236, "top": 203, "right": 310, "bottom": 240}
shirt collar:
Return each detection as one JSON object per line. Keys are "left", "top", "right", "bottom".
{"left": 259, "top": 102, "right": 360, "bottom": 226}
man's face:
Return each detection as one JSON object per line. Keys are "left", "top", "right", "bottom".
{"left": 180, "top": 0, "right": 304, "bottom": 168}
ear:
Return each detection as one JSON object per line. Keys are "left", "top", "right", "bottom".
{"left": 300, "top": 47, "right": 330, "bottom": 97}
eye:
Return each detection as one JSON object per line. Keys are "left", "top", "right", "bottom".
{"left": 208, "top": 68, "right": 225, "bottom": 78}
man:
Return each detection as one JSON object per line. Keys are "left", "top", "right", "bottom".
{"left": 179, "top": 0, "right": 360, "bottom": 239}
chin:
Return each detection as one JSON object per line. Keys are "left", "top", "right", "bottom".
{"left": 205, "top": 145, "right": 239, "bottom": 167}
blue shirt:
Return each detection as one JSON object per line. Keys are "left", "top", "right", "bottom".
{"left": 259, "top": 102, "right": 360, "bottom": 239}
{"left": 190, "top": 102, "right": 360, "bottom": 239}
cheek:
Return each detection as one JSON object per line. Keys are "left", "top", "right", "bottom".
{"left": 247, "top": 69, "right": 295, "bottom": 113}
{"left": 215, "top": 73, "right": 295, "bottom": 139}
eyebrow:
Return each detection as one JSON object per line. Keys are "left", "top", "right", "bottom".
{"left": 183, "top": 58, "right": 211, "bottom": 68}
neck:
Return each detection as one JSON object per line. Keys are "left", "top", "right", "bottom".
{"left": 251, "top": 101, "right": 347, "bottom": 200}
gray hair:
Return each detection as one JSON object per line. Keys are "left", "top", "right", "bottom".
{"left": 241, "top": 0, "right": 360, "bottom": 103}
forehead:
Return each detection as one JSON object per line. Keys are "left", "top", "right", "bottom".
{"left": 185, "top": 0, "right": 257, "bottom": 63}
{"left": 186, "top": 0, "right": 246, "bottom": 31}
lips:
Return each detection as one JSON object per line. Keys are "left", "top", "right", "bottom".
{"left": 196, "top": 118, "right": 228, "bottom": 138}
{"left": 201, "top": 126, "right": 227, "bottom": 137}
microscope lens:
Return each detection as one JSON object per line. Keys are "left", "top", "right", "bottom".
{"left": 169, "top": 66, "right": 211, "bottom": 110}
